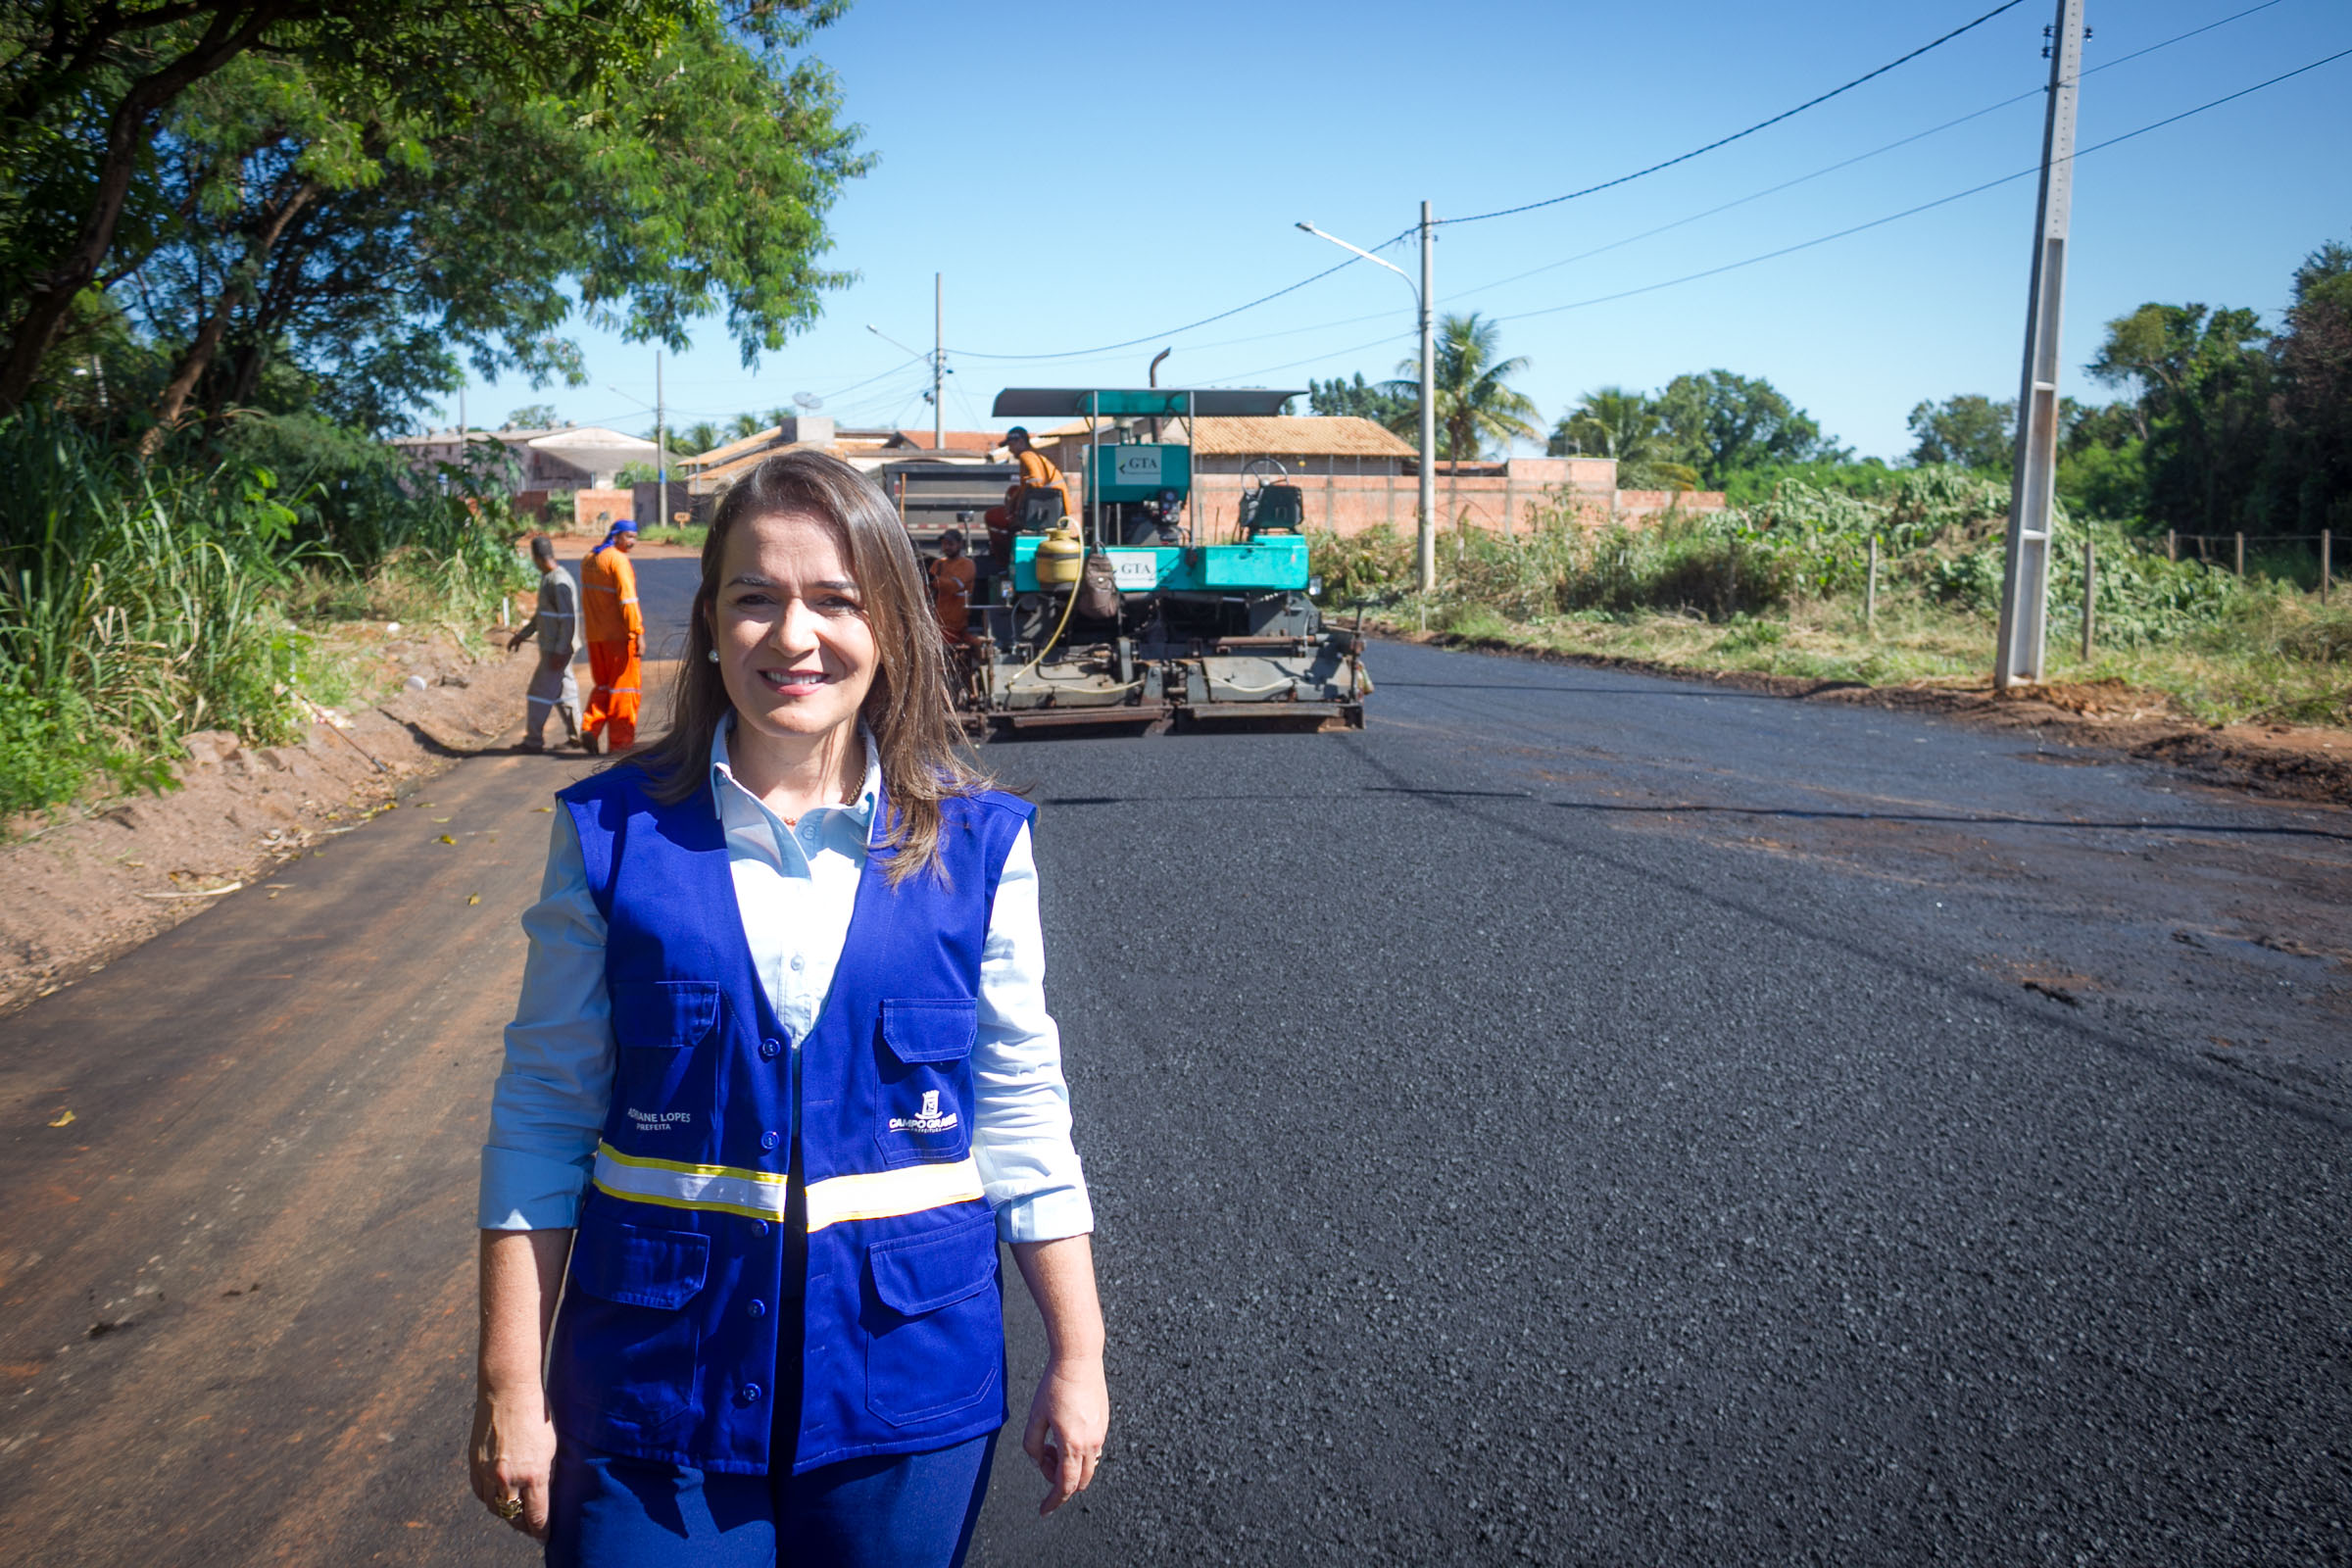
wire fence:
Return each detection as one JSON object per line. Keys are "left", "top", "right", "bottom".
{"left": 2121, "top": 528, "right": 2338, "bottom": 605}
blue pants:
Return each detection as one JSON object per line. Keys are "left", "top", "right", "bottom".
{"left": 547, "top": 1433, "right": 996, "bottom": 1568}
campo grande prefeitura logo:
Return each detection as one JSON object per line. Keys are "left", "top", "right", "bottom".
{"left": 888, "top": 1089, "right": 958, "bottom": 1134}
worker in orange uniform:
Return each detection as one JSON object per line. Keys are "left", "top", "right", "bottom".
{"left": 984, "top": 426, "right": 1075, "bottom": 566}
{"left": 579, "top": 516, "right": 643, "bottom": 753}
{"left": 927, "top": 527, "right": 982, "bottom": 655}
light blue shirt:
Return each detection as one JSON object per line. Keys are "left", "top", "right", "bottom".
{"left": 479, "top": 721, "right": 1093, "bottom": 1244}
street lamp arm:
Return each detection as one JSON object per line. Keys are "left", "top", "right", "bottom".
{"left": 1294, "top": 206, "right": 1438, "bottom": 598}
{"left": 866, "top": 322, "right": 930, "bottom": 363}
{"left": 1295, "top": 222, "right": 1414, "bottom": 294}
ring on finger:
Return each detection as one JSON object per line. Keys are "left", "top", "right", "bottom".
{"left": 493, "top": 1496, "right": 525, "bottom": 1522}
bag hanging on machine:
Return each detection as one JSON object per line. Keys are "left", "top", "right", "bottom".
{"left": 1077, "top": 550, "right": 1122, "bottom": 620}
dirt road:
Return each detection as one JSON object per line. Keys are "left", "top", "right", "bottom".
{"left": 0, "top": 547, "right": 700, "bottom": 1567}
{"left": 0, "top": 739, "right": 593, "bottom": 1564}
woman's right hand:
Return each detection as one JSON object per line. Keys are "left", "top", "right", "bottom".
{"left": 468, "top": 1385, "right": 559, "bottom": 1542}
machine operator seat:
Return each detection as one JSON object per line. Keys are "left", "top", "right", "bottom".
{"left": 1242, "top": 482, "right": 1305, "bottom": 536}
{"left": 1016, "top": 489, "right": 1067, "bottom": 530}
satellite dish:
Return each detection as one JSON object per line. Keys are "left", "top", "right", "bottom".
{"left": 793, "top": 391, "right": 822, "bottom": 411}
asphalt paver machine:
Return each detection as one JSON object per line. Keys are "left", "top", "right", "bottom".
{"left": 964, "top": 387, "right": 1367, "bottom": 735}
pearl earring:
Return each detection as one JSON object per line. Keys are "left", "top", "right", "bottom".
{"left": 706, "top": 648, "right": 719, "bottom": 662}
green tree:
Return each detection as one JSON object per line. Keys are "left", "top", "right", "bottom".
{"left": 0, "top": 0, "right": 794, "bottom": 413}
{"left": 2053, "top": 397, "right": 2143, "bottom": 521}
{"left": 1307, "top": 370, "right": 1415, "bottom": 428}
{"left": 1655, "top": 368, "right": 1837, "bottom": 486}
{"left": 112, "top": 12, "right": 864, "bottom": 438}
{"left": 2088, "top": 302, "right": 2271, "bottom": 535}
{"left": 506, "top": 405, "right": 559, "bottom": 430}
{"left": 1547, "top": 386, "right": 1699, "bottom": 490}
{"left": 1383, "top": 312, "right": 1538, "bottom": 462}
{"left": 677, "top": 419, "right": 724, "bottom": 455}
{"left": 1905, "top": 394, "right": 2014, "bottom": 469}
{"left": 2266, "top": 241, "right": 2352, "bottom": 531}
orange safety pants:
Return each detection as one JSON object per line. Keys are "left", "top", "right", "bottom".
{"left": 583, "top": 639, "right": 641, "bottom": 751}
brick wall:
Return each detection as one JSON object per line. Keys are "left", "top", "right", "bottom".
{"left": 569, "top": 487, "right": 633, "bottom": 533}
{"left": 1170, "top": 471, "right": 1725, "bottom": 541}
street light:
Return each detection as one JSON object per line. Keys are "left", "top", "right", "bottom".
{"left": 1298, "top": 204, "right": 1437, "bottom": 594}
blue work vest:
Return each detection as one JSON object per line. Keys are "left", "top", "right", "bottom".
{"left": 549, "top": 761, "right": 1035, "bottom": 1474}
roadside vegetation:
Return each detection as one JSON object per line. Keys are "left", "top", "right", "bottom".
{"left": 0, "top": 413, "right": 528, "bottom": 819}
{"left": 1314, "top": 471, "right": 2348, "bottom": 728}
{"left": 1309, "top": 238, "right": 2351, "bottom": 730}
{"left": 0, "top": 3, "right": 864, "bottom": 827}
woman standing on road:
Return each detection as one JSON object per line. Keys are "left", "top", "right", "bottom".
{"left": 469, "top": 450, "right": 1106, "bottom": 1566}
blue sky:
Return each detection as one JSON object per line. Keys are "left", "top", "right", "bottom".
{"left": 450, "top": 0, "right": 2352, "bottom": 463}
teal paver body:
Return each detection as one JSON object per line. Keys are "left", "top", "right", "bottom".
{"left": 1005, "top": 534, "right": 1309, "bottom": 594}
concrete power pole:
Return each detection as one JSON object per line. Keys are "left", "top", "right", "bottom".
{"left": 934, "top": 271, "right": 945, "bottom": 453}
{"left": 655, "top": 348, "right": 667, "bottom": 530}
{"left": 1993, "top": 0, "right": 2084, "bottom": 691}
{"left": 1417, "top": 200, "right": 1438, "bottom": 595}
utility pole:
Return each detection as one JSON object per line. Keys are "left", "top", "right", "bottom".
{"left": 1417, "top": 200, "right": 1437, "bottom": 595}
{"left": 1993, "top": 0, "right": 2084, "bottom": 692}
{"left": 655, "top": 348, "right": 667, "bottom": 529}
{"left": 934, "top": 271, "right": 945, "bottom": 452}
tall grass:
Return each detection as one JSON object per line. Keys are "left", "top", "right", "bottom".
{"left": 1310, "top": 466, "right": 2351, "bottom": 726}
{"left": 0, "top": 413, "right": 528, "bottom": 819}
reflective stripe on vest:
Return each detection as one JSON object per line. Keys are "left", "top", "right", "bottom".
{"left": 592, "top": 1140, "right": 984, "bottom": 1232}
{"left": 593, "top": 1141, "right": 788, "bottom": 1219}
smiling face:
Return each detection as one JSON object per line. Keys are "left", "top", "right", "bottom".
{"left": 708, "top": 510, "right": 877, "bottom": 753}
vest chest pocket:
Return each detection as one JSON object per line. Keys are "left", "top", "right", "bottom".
{"left": 874, "top": 999, "right": 978, "bottom": 1166}
{"left": 551, "top": 1208, "right": 710, "bottom": 1447}
{"left": 864, "top": 1212, "right": 1004, "bottom": 1428}
{"left": 610, "top": 979, "right": 719, "bottom": 1113}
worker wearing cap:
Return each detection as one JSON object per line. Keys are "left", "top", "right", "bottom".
{"left": 579, "top": 518, "right": 643, "bottom": 753}
{"left": 984, "top": 427, "right": 1074, "bottom": 565}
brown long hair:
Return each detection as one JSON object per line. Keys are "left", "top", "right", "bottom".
{"left": 632, "top": 449, "right": 988, "bottom": 884}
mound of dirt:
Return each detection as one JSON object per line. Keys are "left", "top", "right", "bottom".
{"left": 0, "top": 625, "right": 549, "bottom": 1016}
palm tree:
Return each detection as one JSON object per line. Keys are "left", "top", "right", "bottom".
{"left": 1381, "top": 312, "right": 1540, "bottom": 462}
{"left": 678, "top": 419, "right": 724, "bottom": 457}
{"left": 1548, "top": 386, "right": 1700, "bottom": 491}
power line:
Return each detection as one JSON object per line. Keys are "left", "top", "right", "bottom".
{"left": 940, "top": 241, "right": 1412, "bottom": 365}
{"left": 948, "top": 0, "right": 2297, "bottom": 380}
{"left": 818, "top": 352, "right": 930, "bottom": 402}
{"left": 1483, "top": 43, "right": 2352, "bottom": 328}
{"left": 933, "top": 2, "right": 2022, "bottom": 366}
{"left": 892, "top": 0, "right": 2290, "bottom": 380}
{"left": 1440, "top": 0, "right": 2294, "bottom": 308}
{"left": 1198, "top": 36, "right": 2347, "bottom": 384}
{"left": 1438, "top": 0, "right": 2030, "bottom": 228}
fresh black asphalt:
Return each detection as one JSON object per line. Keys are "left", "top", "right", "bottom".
{"left": 968, "top": 635, "right": 2352, "bottom": 1565}
{"left": 5, "top": 549, "right": 2343, "bottom": 1565}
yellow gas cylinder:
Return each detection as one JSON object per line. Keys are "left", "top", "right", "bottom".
{"left": 1035, "top": 524, "right": 1084, "bottom": 586}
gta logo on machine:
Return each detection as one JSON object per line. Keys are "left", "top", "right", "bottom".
{"left": 888, "top": 1090, "right": 959, "bottom": 1134}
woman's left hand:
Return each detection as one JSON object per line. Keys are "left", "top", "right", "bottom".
{"left": 1022, "top": 1350, "right": 1108, "bottom": 1515}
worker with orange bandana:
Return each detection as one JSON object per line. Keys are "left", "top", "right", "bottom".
{"left": 579, "top": 517, "right": 643, "bottom": 753}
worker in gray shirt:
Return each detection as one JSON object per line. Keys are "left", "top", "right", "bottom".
{"left": 508, "top": 534, "right": 584, "bottom": 751}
